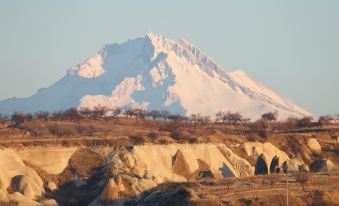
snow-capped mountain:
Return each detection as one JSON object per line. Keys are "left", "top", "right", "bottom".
{"left": 0, "top": 32, "right": 310, "bottom": 119}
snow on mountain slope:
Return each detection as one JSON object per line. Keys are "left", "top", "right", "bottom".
{"left": 68, "top": 54, "right": 105, "bottom": 78}
{"left": 228, "top": 70, "right": 310, "bottom": 117}
{"left": 0, "top": 32, "right": 310, "bottom": 119}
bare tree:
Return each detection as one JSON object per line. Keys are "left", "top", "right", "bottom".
{"left": 91, "top": 105, "right": 109, "bottom": 119}
{"left": 217, "top": 111, "right": 244, "bottom": 124}
{"left": 111, "top": 107, "right": 122, "bottom": 118}
{"left": 228, "top": 112, "right": 244, "bottom": 124}
{"left": 296, "top": 116, "right": 314, "bottom": 128}
{"left": 34, "top": 111, "right": 49, "bottom": 120}
{"left": 79, "top": 107, "right": 92, "bottom": 119}
{"left": 318, "top": 115, "right": 334, "bottom": 126}
{"left": 198, "top": 115, "right": 211, "bottom": 124}
{"left": 215, "top": 111, "right": 227, "bottom": 123}
{"left": 190, "top": 113, "right": 202, "bottom": 123}
{"left": 261, "top": 111, "right": 278, "bottom": 122}
{"left": 159, "top": 110, "right": 170, "bottom": 120}
{"left": 146, "top": 110, "right": 161, "bottom": 120}
{"left": 62, "top": 108, "right": 81, "bottom": 120}
{"left": 168, "top": 114, "right": 186, "bottom": 122}
{"left": 11, "top": 112, "right": 32, "bottom": 125}
{"left": 124, "top": 107, "right": 146, "bottom": 120}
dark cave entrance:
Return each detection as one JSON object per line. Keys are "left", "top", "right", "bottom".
{"left": 254, "top": 154, "right": 268, "bottom": 175}
{"left": 269, "top": 156, "right": 280, "bottom": 174}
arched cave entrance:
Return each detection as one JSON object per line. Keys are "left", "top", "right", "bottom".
{"left": 269, "top": 156, "right": 280, "bottom": 174}
{"left": 254, "top": 154, "right": 268, "bottom": 175}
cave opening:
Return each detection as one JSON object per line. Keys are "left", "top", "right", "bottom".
{"left": 254, "top": 154, "right": 268, "bottom": 175}
{"left": 270, "top": 156, "right": 280, "bottom": 174}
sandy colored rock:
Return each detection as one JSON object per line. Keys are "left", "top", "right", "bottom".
{"left": 8, "top": 192, "right": 26, "bottom": 203}
{"left": 189, "top": 159, "right": 215, "bottom": 181}
{"left": 17, "top": 199, "right": 43, "bottom": 206}
{"left": 172, "top": 149, "right": 191, "bottom": 179}
{"left": 217, "top": 145, "right": 253, "bottom": 176}
{"left": 0, "top": 149, "right": 43, "bottom": 200}
{"left": 69, "top": 148, "right": 107, "bottom": 180}
{"left": 0, "top": 189, "right": 8, "bottom": 202}
{"left": 10, "top": 175, "right": 42, "bottom": 200}
{"left": 242, "top": 142, "right": 291, "bottom": 174}
{"left": 310, "top": 159, "right": 336, "bottom": 172}
{"left": 116, "top": 176, "right": 125, "bottom": 192}
{"left": 108, "top": 144, "right": 242, "bottom": 194}
{"left": 307, "top": 138, "right": 322, "bottom": 152}
{"left": 17, "top": 147, "right": 78, "bottom": 174}
{"left": 41, "top": 199, "right": 59, "bottom": 206}
{"left": 46, "top": 181, "right": 57, "bottom": 191}
{"left": 99, "top": 178, "right": 119, "bottom": 202}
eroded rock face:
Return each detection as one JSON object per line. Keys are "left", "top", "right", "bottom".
{"left": 172, "top": 149, "right": 192, "bottom": 180}
{"left": 0, "top": 149, "right": 43, "bottom": 200}
{"left": 10, "top": 175, "right": 39, "bottom": 199}
{"left": 283, "top": 154, "right": 307, "bottom": 173}
{"left": 69, "top": 148, "right": 107, "bottom": 180}
{"left": 242, "top": 142, "right": 308, "bottom": 175}
{"left": 310, "top": 159, "right": 336, "bottom": 172}
{"left": 99, "top": 178, "right": 119, "bottom": 202}
{"left": 17, "top": 147, "right": 78, "bottom": 175}
{"left": 107, "top": 143, "right": 253, "bottom": 196}
{"left": 189, "top": 159, "right": 215, "bottom": 181}
{"left": 307, "top": 138, "right": 322, "bottom": 152}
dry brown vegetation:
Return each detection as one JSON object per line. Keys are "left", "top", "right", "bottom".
{"left": 132, "top": 174, "right": 339, "bottom": 206}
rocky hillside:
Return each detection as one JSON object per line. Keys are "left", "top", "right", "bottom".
{"left": 0, "top": 136, "right": 338, "bottom": 206}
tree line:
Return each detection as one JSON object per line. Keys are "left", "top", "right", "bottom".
{"left": 0, "top": 106, "right": 337, "bottom": 128}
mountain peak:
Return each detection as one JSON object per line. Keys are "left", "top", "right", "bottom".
{"left": 0, "top": 34, "right": 311, "bottom": 119}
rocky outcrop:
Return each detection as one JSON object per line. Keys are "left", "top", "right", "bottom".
{"left": 282, "top": 154, "right": 308, "bottom": 173}
{"left": 106, "top": 143, "right": 254, "bottom": 196}
{"left": 0, "top": 149, "right": 43, "bottom": 200}
{"left": 217, "top": 145, "right": 254, "bottom": 177}
{"left": 307, "top": 138, "right": 322, "bottom": 152}
{"left": 310, "top": 159, "right": 337, "bottom": 172}
{"left": 189, "top": 159, "right": 215, "bottom": 181}
{"left": 99, "top": 178, "right": 119, "bottom": 202}
{"left": 242, "top": 142, "right": 307, "bottom": 174}
{"left": 172, "top": 149, "right": 192, "bottom": 180}
{"left": 17, "top": 147, "right": 78, "bottom": 174}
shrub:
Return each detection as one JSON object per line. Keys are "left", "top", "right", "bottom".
{"left": 296, "top": 116, "right": 314, "bottom": 128}
{"left": 158, "top": 123, "right": 179, "bottom": 133}
{"left": 75, "top": 125, "right": 97, "bottom": 136}
{"left": 148, "top": 132, "right": 159, "bottom": 141}
{"left": 11, "top": 112, "right": 32, "bottom": 125}
{"left": 318, "top": 115, "right": 334, "bottom": 126}
{"left": 295, "top": 173, "right": 309, "bottom": 191}
{"left": 128, "top": 135, "right": 146, "bottom": 145}
{"left": 188, "top": 137, "right": 199, "bottom": 144}
{"left": 34, "top": 111, "right": 49, "bottom": 120}
{"left": 246, "top": 133, "right": 260, "bottom": 142}
{"left": 48, "top": 124, "right": 75, "bottom": 137}
{"left": 249, "top": 120, "right": 269, "bottom": 139}
{"left": 62, "top": 108, "right": 82, "bottom": 120}
{"left": 91, "top": 105, "right": 109, "bottom": 118}
{"left": 159, "top": 138, "right": 169, "bottom": 145}
{"left": 170, "top": 130, "right": 191, "bottom": 141}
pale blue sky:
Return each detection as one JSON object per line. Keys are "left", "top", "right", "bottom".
{"left": 0, "top": 0, "right": 338, "bottom": 115}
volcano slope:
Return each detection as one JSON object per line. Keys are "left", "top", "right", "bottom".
{"left": 0, "top": 118, "right": 339, "bottom": 206}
